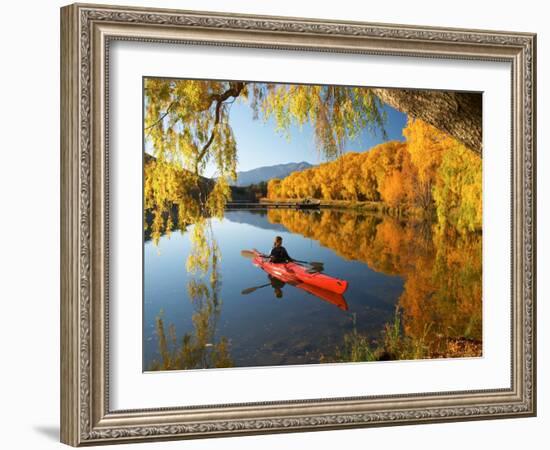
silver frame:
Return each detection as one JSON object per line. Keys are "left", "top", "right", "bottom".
{"left": 60, "top": 3, "right": 536, "bottom": 446}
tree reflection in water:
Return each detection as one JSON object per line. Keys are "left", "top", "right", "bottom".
{"left": 148, "top": 221, "right": 233, "bottom": 371}
{"left": 266, "top": 209, "right": 482, "bottom": 359}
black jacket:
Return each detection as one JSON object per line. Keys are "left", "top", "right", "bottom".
{"left": 269, "top": 246, "right": 293, "bottom": 263}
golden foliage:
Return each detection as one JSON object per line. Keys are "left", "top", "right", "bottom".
{"left": 267, "top": 118, "right": 482, "bottom": 233}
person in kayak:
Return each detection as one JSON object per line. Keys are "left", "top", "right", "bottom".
{"left": 269, "top": 236, "right": 294, "bottom": 264}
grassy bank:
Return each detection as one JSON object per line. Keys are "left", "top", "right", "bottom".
{"left": 323, "top": 308, "right": 482, "bottom": 364}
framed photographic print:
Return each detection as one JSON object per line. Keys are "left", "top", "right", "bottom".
{"left": 60, "top": 3, "right": 537, "bottom": 446}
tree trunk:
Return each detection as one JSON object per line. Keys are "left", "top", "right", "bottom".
{"left": 372, "top": 88, "right": 482, "bottom": 157}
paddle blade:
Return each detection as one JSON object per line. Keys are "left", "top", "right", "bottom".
{"left": 308, "top": 262, "right": 324, "bottom": 272}
{"left": 240, "top": 249, "right": 256, "bottom": 259}
{"left": 241, "top": 287, "right": 257, "bottom": 294}
{"left": 241, "top": 282, "right": 271, "bottom": 295}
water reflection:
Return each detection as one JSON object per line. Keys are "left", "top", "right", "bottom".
{"left": 266, "top": 209, "right": 482, "bottom": 358}
{"left": 268, "top": 275, "right": 285, "bottom": 299}
{"left": 150, "top": 278, "right": 233, "bottom": 370}
{"left": 244, "top": 273, "right": 349, "bottom": 311}
{"left": 148, "top": 224, "right": 234, "bottom": 371}
{"left": 146, "top": 208, "right": 482, "bottom": 369}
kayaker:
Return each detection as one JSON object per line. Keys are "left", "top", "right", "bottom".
{"left": 269, "top": 236, "right": 294, "bottom": 264}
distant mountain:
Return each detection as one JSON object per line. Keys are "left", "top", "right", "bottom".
{"left": 232, "top": 161, "right": 314, "bottom": 187}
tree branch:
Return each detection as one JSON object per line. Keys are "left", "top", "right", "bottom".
{"left": 144, "top": 98, "right": 180, "bottom": 132}
{"left": 194, "top": 82, "right": 245, "bottom": 173}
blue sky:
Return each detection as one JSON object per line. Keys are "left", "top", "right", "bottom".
{"left": 206, "top": 101, "right": 407, "bottom": 177}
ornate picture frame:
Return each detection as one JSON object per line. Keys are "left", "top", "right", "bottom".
{"left": 60, "top": 3, "right": 536, "bottom": 446}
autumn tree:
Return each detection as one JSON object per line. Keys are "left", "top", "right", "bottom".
{"left": 379, "top": 170, "right": 408, "bottom": 209}
{"left": 432, "top": 144, "right": 482, "bottom": 233}
{"left": 267, "top": 178, "right": 282, "bottom": 200}
{"left": 341, "top": 153, "right": 365, "bottom": 201}
{"left": 403, "top": 118, "right": 446, "bottom": 211}
{"left": 404, "top": 118, "right": 482, "bottom": 231}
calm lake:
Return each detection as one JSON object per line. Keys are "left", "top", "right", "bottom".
{"left": 143, "top": 208, "right": 482, "bottom": 370}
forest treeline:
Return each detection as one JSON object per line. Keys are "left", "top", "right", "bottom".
{"left": 267, "top": 119, "right": 482, "bottom": 233}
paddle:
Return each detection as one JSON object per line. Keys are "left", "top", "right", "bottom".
{"left": 241, "top": 283, "right": 271, "bottom": 295}
{"left": 293, "top": 259, "right": 324, "bottom": 272}
{"left": 240, "top": 249, "right": 324, "bottom": 272}
{"left": 240, "top": 249, "right": 258, "bottom": 259}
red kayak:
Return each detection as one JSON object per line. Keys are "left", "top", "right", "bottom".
{"left": 251, "top": 250, "right": 348, "bottom": 295}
